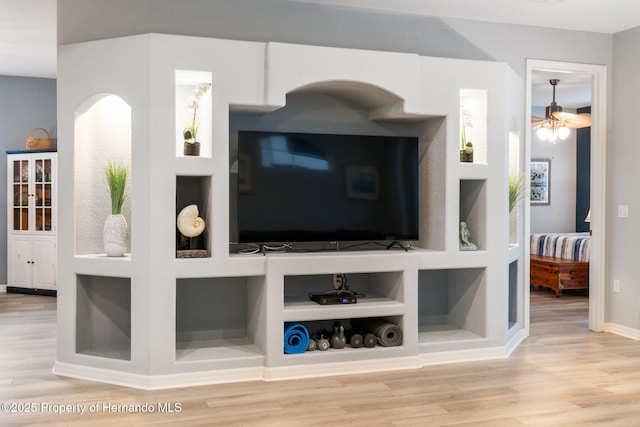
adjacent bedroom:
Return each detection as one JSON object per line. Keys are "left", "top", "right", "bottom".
{"left": 529, "top": 70, "right": 592, "bottom": 308}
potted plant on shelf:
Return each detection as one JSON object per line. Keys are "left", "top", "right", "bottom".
{"left": 460, "top": 107, "right": 474, "bottom": 163}
{"left": 183, "top": 82, "right": 211, "bottom": 156}
{"left": 103, "top": 160, "right": 129, "bottom": 257}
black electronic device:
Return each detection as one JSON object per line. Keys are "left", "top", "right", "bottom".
{"left": 309, "top": 293, "right": 358, "bottom": 305}
{"left": 234, "top": 130, "right": 419, "bottom": 245}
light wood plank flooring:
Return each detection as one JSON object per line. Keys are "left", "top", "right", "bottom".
{"left": 1, "top": 288, "right": 639, "bottom": 426}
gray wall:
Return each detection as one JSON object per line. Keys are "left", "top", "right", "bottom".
{"left": 56, "top": 0, "right": 639, "bottom": 330}
{"left": 609, "top": 26, "right": 640, "bottom": 328}
{"left": 0, "top": 75, "right": 57, "bottom": 284}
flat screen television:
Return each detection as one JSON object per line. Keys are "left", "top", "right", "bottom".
{"left": 235, "top": 130, "right": 419, "bottom": 245}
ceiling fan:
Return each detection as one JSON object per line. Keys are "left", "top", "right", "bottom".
{"left": 531, "top": 79, "right": 591, "bottom": 142}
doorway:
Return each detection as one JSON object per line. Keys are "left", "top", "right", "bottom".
{"left": 525, "top": 59, "right": 607, "bottom": 333}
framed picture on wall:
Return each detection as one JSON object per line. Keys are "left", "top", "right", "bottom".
{"left": 530, "top": 159, "right": 550, "bottom": 205}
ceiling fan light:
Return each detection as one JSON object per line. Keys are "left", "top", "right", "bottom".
{"left": 537, "top": 127, "right": 550, "bottom": 140}
{"left": 558, "top": 126, "right": 570, "bottom": 139}
{"left": 548, "top": 131, "right": 558, "bottom": 142}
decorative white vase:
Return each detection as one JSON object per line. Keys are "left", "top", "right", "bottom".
{"left": 103, "top": 214, "right": 128, "bottom": 257}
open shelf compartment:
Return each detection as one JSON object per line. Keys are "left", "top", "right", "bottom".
{"left": 175, "top": 276, "right": 266, "bottom": 362}
{"left": 417, "top": 268, "right": 486, "bottom": 346}
{"left": 283, "top": 315, "right": 406, "bottom": 363}
{"left": 76, "top": 275, "right": 131, "bottom": 361}
{"left": 283, "top": 271, "right": 405, "bottom": 321}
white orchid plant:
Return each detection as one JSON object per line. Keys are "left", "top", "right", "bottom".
{"left": 183, "top": 82, "right": 211, "bottom": 143}
{"left": 460, "top": 107, "right": 474, "bottom": 153}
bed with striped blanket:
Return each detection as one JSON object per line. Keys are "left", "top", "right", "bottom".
{"left": 530, "top": 233, "right": 590, "bottom": 296}
{"left": 530, "top": 232, "right": 590, "bottom": 262}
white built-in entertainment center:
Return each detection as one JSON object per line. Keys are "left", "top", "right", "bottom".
{"left": 54, "top": 34, "right": 525, "bottom": 389}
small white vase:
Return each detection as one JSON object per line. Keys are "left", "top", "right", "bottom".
{"left": 103, "top": 214, "right": 129, "bottom": 257}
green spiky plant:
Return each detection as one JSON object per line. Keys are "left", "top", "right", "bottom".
{"left": 105, "top": 160, "right": 129, "bottom": 215}
{"left": 509, "top": 174, "right": 527, "bottom": 213}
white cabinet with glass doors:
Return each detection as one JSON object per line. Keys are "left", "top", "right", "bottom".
{"left": 6, "top": 150, "right": 57, "bottom": 291}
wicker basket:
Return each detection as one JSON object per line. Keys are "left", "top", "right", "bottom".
{"left": 26, "top": 128, "right": 54, "bottom": 149}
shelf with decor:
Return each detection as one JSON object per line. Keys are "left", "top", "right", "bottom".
{"left": 176, "top": 175, "right": 211, "bottom": 259}
{"left": 282, "top": 272, "right": 406, "bottom": 322}
{"left": 175, "top": 70, "right": 212, "bottom": 158}
{"left": 282, "top": 315, "right": 406, "bottom": 361}
{"left": 459, "top": 179, "right": 486, "bottom": 252}
{"left": 459, "top": 88, "right": 488, "bottom": 165}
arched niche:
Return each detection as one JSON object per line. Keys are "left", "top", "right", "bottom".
{"left": 74, "top": 94, "right": 132, "bottom": 256}
{"left": 288, "top": 81, "right": 406, "bottom": 113}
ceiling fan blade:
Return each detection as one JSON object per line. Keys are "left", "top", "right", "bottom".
{"left": 532, "top": 123, "right": 544, "bottom": 131}
{"left": 531, "top": 115, "right": 546, "bottom": 125}
{"left": 552, "top": 111, "right": 592, "bottom": 128}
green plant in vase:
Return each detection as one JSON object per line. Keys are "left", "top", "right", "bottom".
{"left": 103, "top": 160, "right": 130, "bottom": 257}
{"left": 105, "top": 160, "right": 129, "bottom": 214}
{"left": 509, "top": 174, "right": 527, "bottom": 213}
{"left": 183, "top": 82, "right": 211, "bottom": 156}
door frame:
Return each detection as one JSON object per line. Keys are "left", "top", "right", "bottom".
{"left": 525, "top": 59, "right": 607, "bottom": 332}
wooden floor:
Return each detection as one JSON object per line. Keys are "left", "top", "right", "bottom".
{"left": 1, "top": 288, "right": 639, "bottom": 426}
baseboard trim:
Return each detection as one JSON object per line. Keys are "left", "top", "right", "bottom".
{"left": 505, "top": 328, "right": 529, "bottom": 357}
{"left": 263, "top": 356, "right": 421, "bottom": 382}
{"left": 419, "top": 345, "right": 510, "bottom": 367}
{"left": 0, "top": 284, "right": 6, "bottom": 293}
{"left": 53, "top": 361, "right": 263, "bottom": 390}
{"left": 604, "top": 322, "right": 640, "bottom": 341}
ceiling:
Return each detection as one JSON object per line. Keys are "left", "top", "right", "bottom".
{"left": 0, "top": 0, "right": 56, "bottom": 78}
{"left": 290, "top": 0, "right": 640, "bottom": 34}
{"left": 1, "top": 0, "right": 635, "bottom": 109}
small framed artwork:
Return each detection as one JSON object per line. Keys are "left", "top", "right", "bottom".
{"left": 345, "top": 166, "right": 379, "bottom": 200}
{"left": 530, "top": 159, "right": 550, "bottom": 205}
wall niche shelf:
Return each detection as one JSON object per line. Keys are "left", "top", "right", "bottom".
{"left": 176, "top": 175, "right": 211, "bottom": 258}
{"left": 459, "top": 179, "right": 487, "bottom": 252}
{"left": 56, "top": 34, "right": 525, "bottom": 389}
{"left": 175, "top": 70, "right": 213, "bottom": 158}
{"left": 175, "top": 276, "right": 265, "bottom": 363}
{"left": 76, "top": 275, "right": 131, "bottom": 361}
{"left": 459, "top": 88, "right": 488, "bottom": 165}
{"left": 417, "top": 268, "right": 486, "bottom": 349}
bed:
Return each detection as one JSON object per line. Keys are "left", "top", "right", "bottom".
{"left": 530, "top": 233, "right": 590, "bottom": 296}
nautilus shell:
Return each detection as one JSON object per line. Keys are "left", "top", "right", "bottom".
{"left": 177, "top": 204, "right": 206, "bottom": 238}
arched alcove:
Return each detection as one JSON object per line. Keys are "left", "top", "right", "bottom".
{"left": 288, "top": 80, "right": 406, "bottom": 111}
{"left": 74, "top": 94, "right": 132, "bottom": 255}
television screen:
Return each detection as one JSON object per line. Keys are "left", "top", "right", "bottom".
{"left": 236, "top": 130, "right": 419, "bottom": 244}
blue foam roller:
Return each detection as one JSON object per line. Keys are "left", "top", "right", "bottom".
{"left": 284, "top": 323, "right": 310, "bottom": 354}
